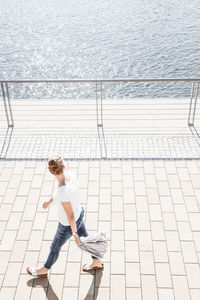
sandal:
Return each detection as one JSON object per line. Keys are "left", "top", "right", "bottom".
{"left": 82, "top": 263, "right": 104, "bottom": 272}
{"left": 26, "top": 267, "right": 48, "bottom": 278}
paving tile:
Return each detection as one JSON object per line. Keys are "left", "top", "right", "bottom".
{"left": 64, "top": 262, "right": 81, "bottom": 287}
{"left": 122, "top": 174, "right": 134, "bottom": 188}
{"left": 0, "top": 204, "right": 12, "bottom": 221}
{"left": 17, "top": 181, "right": 31, "bottom": 196}
{"left": 135, "top": 196, "right": 148, "bottom": 212}
{"left": 100, "top": 174, "right": 111, "bottom": 188}
{"left": 174, "top": 204, "right": 189, "bottom": 221}
{"left": 22, "top": 204, "right": 37, "bottom": 221}
{"left": 43, "top": 221, "right": 58, "bottom": 240}
{"left": 111, "top": 251, "right": 125, "bottom": 274}
{"left": 123, "top": 188, "right": 135, "bottom": 203}
{"left": 3, "top": 262, "right": 22, "bottom": 287}
{"left": 151, "top": 221, "right": 165, "bottom": 241}
{"left": 160, "top": 196, "right": 174, "bottom": 212}
{"left": 177, "top": 222, "right": 193, "bottom": 241}
{"left": 153, "top": 241, "right": 168, "bottom": 263}
{"left": 133, "top": 168, "right": 145, "bottom": 181}
{"left": 190, "top": 289, "right": 200, "bottom": 300}
{"left": 184, "top": 196, "right": 199, "bottom": 212}
{"left": 32, "top": 212, "right": 47, "bottom": 230}
{"left": 3, "top": 188, "right": 17, "bottom": 203}
{"left": 149, "top": 204, "right": 162, "bottom": 221}
{"left": 141, "top": 275, "right": 158, "bottom": 300}
{"left": 170, "top": 189, "right": 184, "bottom": 204}
{"left": 111, "top": 196, "right": 123, "bottom": 212}
{"left": 17, "top": 221, "right": 32, "bottom": 240}
{"left": 0, "top": 287, "right": 16, "bottom": 300}
{"left": 99, "top": 189, "right": 111, "bottom": 204}
{"left": 163, "top": 213, "right": 177, "bottom": 230}
{"left": 10, "top": 241, "right": 27, "bottom": 262}
{"left": 157, "top": 181, "right": 170, "bottom": 196}
{"left": 155, "top": 167, "right": 168, "bottom": 181}
{"left": 168, "top": 252, "right": 185, "bottom": 275}
{"left": 0, "top": 181, "right": 8, "bottom": 196}
{"left": 7, "top": 212, "right": 22, "bottom": 230}
{"left": 125, "top": 241, "right": 139, "bottom": 262}
{"left": 193, "top": 232, "right": 200, "bottom": 251}
{"left": 28, "top": 231, "right": 44, "bottom": 251}
{"left": 172, "top": 276, "right": 190, "bottom": 300}
{"left": 89, "top": 167, "right": 99, "bottom": 181}
{"left": 137, "top": 212, "right": 150, "bottom": 230}
{"left": 126, "top": 263, "right": 140, "bottom": 287}
{"left": 0, "top": 230, "right": 17, "bottom": 251}
{"left": 0, "top": 251, "right": 11, "bottom": 274}
{"left": 185, "top": 263, "right": 200, "bottom": 288}
{"left": 145, "top": 174, "right": 157, "bottom": 188}
{"left": 140, "top": 251, "right": 155, "bottom": 274}
{"left": 62, "top": 288, "right": 78, "bottom": 300}
{"left": 111, "top": 231, "right": 124, "bottom": 251}
{"left": 181, "top": 241, "right": 198, "bottom": 263}
{"left": 124, "top": 204, "right": 136, "bottom": 220}
{"left": 177, "top": 167, "right": 190, "bottom": 181}
{"left": 181, "top": 181, "right": 195, "bottom": 195}
{"left": 188, "top": 213, "right": 200, "bottom": 230}
{"left": 125, "top": 221, "right": 138, "bottom": 240}
{"left": 99, "top": 204, "right": 110, "bottom": 221}
{"left": 88, "top": 181, "right": 99, "bottom": 195}
{"left": 165, "top": 162, "right": 177, "bottom": 174}
{"left": 122, "top": 161, "right": 133, "bottom": 174}
{"left": 95, "top": 262, "right": 110, "bottom": 288}
{"left": 165, "top": 231, "right": 181, "bottom": 251}
{"left": 139, "top": 230, "right": 153, "bottom": 251}
{"left": 158, "top": 288, "right": 175, "bottom": 300}
{"left": 126, "top": 288, "right": 142, "bottom": 300}
{"left": 146, "top": 189, "right": 161, "bottom": 204}
{"left": 111, "top": 181, "right": 123, "bottom": 196}
{"left": 111, "top": 212, "right": 124, "bottom": 230}
{"left": 87, "top": 196, "right": 99, "bottom": 212}
{"left": 134, "top": 181, "right": 146, "bottom": 195}
{"left": 0, "top": 221, "right": 6, "bottom": 240}
{"left": 168, "top": 175, "right": 181, "bottom": 188}
{"left": 110, "top": 275, "right": 125, "bottom": 300}
{"left": 85, "top": 213, "right": 98, "bottom": 230}
{"left": 12, "top": 196, "right": 27, "bottom": 211}
{"left": 155, "top": 263, "right": 172, "bottom": 288}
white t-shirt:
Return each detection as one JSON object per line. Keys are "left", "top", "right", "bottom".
{"left": 53, "top": 169, "right": 81, "bottom": 226}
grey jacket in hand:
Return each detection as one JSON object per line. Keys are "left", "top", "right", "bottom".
{"left": 79, "top": 232, "right": 108, "bottom": 259}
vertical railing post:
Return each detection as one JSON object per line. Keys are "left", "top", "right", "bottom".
{"left": 96, "top": 81, "right": 107, "bottom": 158}
{"left": 188, "top": 81, "right": 199, "bottom": 126}
{"left": 1, "top": 83, "right": 14, "bottom": 128}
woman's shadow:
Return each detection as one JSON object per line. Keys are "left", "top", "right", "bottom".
{"left": 27, "top": 277, "right": 59, "bottom": 300}
{"left": 27, "top": 270, "right": 103, "bottom": 300}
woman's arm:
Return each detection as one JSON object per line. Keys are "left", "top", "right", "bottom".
{"left": 61, "top": 202, "right": 82, "bottom": 247}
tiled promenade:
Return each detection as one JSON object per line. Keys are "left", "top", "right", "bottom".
{"left": 1, "top": 159, "right": 200, "bottom": 300}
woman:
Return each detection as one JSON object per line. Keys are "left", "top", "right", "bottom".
{"left": 27, "top": 156, "right": 103, "bottom": 277}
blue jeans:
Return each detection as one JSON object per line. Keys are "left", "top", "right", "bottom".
{"left": 44, "top": 207, "right": 98, "bottom": 269}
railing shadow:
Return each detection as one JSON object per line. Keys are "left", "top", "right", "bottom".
{"left": 189, "top": 125, "right": 200, "bottom": 147}
{"left": 0, "top": 127, "right": 13, "bottom": 158}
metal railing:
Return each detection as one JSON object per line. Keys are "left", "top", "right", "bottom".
{"left": 1, "top": 78, "right": 200, "bottom": 129}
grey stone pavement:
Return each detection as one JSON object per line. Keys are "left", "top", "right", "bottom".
{"left": 1, "top": 98, "right": 200, "bottom": 299}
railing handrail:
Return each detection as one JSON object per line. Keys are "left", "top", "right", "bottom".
{"left": 0, "top": 78, "right": 200, "bottom": 84}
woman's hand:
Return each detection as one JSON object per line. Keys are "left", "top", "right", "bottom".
{"left": 43, "top": 197, "right": 53, "bottom": 209}
{"left": 74, "top": 234, "right": 82, "bottom": 247}
{"left": 43, "top": 201, "right": 49, "bottom": 209}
